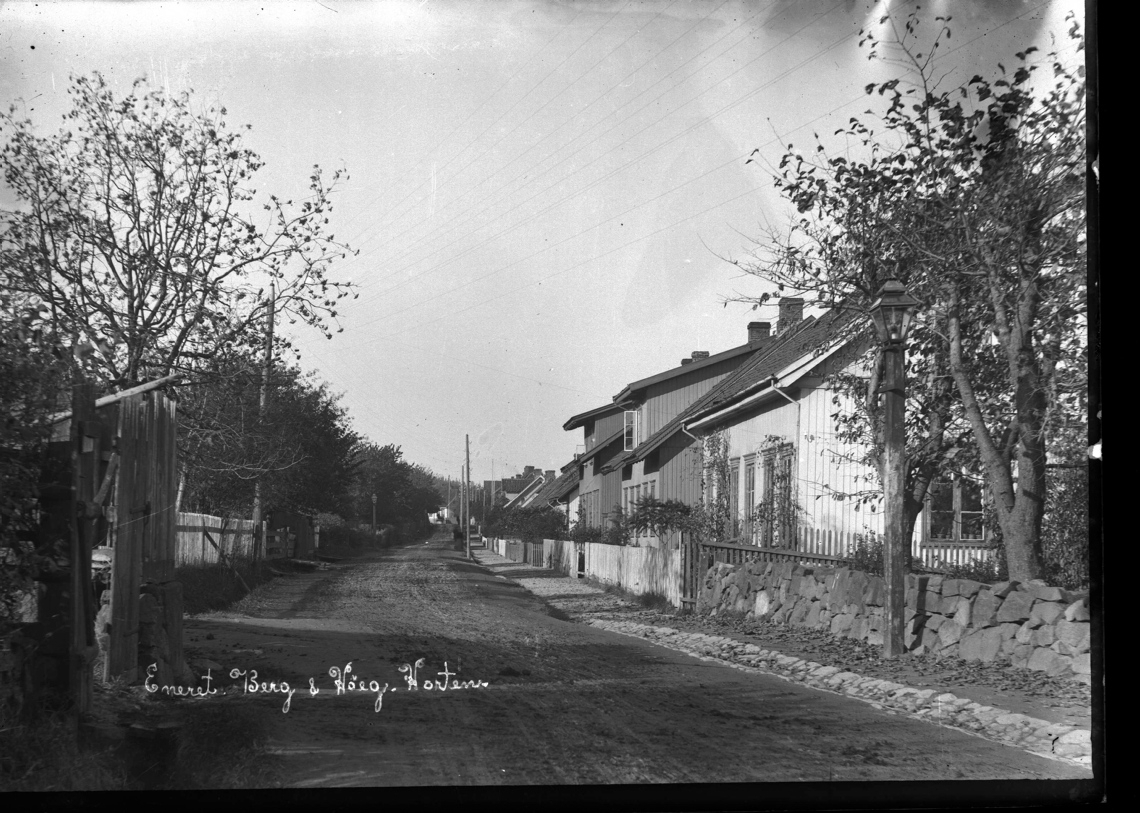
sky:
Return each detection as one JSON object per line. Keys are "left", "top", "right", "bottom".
{"left": 0, "top": 0, "right": 1082, "bottom": 484}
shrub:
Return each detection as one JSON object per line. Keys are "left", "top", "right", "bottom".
{"left": 846, "top": 531, "right": 925, "bottom": 577}
{"left": 628, "top": 496, "right": 693, "bottom": 539}
{"left": 487, "top": 504, "right": 569, "bottom": 543}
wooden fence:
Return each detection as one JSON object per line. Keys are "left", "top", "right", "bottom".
{"left": 489, "top": 537, "right": 680, "bottom": 606}
{"left": 796, "top": 525, "right": 992, "bottom": 570}
{"left": 175, "top": 513, "right": 258, "bottom": 567}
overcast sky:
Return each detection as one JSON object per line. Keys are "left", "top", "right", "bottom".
{"left": 1, "top": 0, "right": 1081, "bottom": 484}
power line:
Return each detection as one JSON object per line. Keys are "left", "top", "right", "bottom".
{"left": 348, "top": 0, "right": 793, "bottom": 287}
{"left": 349, "top": 0, "right": 733, "bottom": 277}
{"left": 333, "top": 7, "right": 588, "bottom": 254}
{"left": 350, "top": 1, "right": 853, "bottom": 310}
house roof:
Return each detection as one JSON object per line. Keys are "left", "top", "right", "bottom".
{"left": 600, "top": 308, "right": 859, "bottom": 472}
{"left": 504, "top": 475, "right": 546, "bottom": 509}
{"left": 611, "top": 340, "right": 764, "bottom": 406}
{"left": 563, "top": 401, "right": 624, "bottom": 431}
{"left": 531, "top": 466, "right": 579, "bottom": 505}
{"left": 685, "top": 307, "right": 861, "bottom": 428}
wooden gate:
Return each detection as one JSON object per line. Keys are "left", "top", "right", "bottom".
{"left": 104, "top": 390, "right": 178, "bottom": 682}
{"left": 265, "top": 510, "right": 314, "bottom": 559}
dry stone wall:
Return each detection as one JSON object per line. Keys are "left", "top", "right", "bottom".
{"left": 697, "top": 560, "right": 1091, "bottom": 684}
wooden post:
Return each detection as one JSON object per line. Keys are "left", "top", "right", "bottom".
{"left": 882, "top": 342, "right": 908, "bottom": 658}
{"left": 69, "top": 382, "right": 99, "bottom": 722}
{"left": 465, "top": 435, "right": 471, "bottom": 560}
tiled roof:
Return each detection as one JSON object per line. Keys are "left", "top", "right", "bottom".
{"left": 532, "top": 466, "right": 579, "bottom": 505}
{"left": 505, "top": 475, "right": 546, "bottom": 508}
{"left": 601, "top": 308, "right": 859, "bottom": 471}
{"left": 611, "top": 340, "right": 763, "bottom": 405}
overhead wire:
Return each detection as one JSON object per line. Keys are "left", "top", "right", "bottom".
{"left": 349, "top": 0, "right": 799, "bottom": 288}
{"left": 349, "top": 0, "right": 736, "bottom": 277}
{"left": 349, "top": 1, "right": 853, "bottom": 311}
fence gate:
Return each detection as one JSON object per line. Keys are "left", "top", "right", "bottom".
{"left": 105, "top": 390, "right": 178, "bottom": 682}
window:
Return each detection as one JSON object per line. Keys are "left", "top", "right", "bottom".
{"left": 624, "top": 410, "right": 639, "bottom": 451}
{"left": 761, "top": 444, "right": 796, "bottom": 548}
{"left": 927, "top": 475, "right": 985, "bottom": 543}
{"left": 744, "top": 457, "right": 756, "bottom": 543}
{"left": 729, "top": 460, "right": 740, "bottom": 538}
{"left": 581, "top": 490, "right": 602, "bottom": 528}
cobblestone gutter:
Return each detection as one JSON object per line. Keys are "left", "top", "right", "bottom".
{"left": 587, "top": 618, "right": 1092, "bottom": 767}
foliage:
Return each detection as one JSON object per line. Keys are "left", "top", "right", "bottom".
{"left": 733, "top": 12, "right": 1086, "bottom": 581}
{"left": 936, "top": 554, "right": 1008, "bottom": 586}
{"left": 570, "top": 523, "right": 607, "bottom": 546}
{"left": 0, "top": 297, "right": 69, "bottom": 627}
{"left": 0, "top": 72, "right": 357, "bottom": 388}
{"left": 347, "top": 443, "right": 441, "bottom": 530}
{"left": 178, "top": 358, "right": 360, "bottom": 518}
{"left": 487, "top": 504, "right": 569, "bottom": 543}
{"left": 846, "top": 531, "right": 926, "bottom": 577}
{"left": 692, "top": 430, "right": 732, "bottom": 544}
{"left": 627, "top": 496, "right": 693, "bottom": 539}
{"left": 605, "top": 504, "right": 631, "bottom": 546}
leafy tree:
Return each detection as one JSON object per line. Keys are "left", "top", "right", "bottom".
{"left": 0, "top": 72, "right": 357, "bottom": 388}
{"left": 0, "top": 298, "right": 69, "bottom": 623}
{"left": 348, "top": 443, "right": 441, "bottom": 530}
{"left": 732, "top": 12, "right": 1086, "bottom": 582}
{"left": 178, "top": 357, "right": 360, "bottom": 518}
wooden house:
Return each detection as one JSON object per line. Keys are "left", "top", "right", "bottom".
{"left": 679, "top": 304, "right": 989, "bottom": 566}
{"left": 564, "top": 319, "right": 776, "bottom": 537}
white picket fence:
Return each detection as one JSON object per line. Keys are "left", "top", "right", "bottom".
{"left": 488, "top": 537, "right": 682, "bottom": 607}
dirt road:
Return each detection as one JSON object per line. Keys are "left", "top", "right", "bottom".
{"left": 182, "top": 532, "right": 1091, "bottom": 790}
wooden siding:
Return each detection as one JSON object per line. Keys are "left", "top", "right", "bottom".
{"left": 641, "top": 356, "right": 740, "bottom": 437}
{"left": 585, "top": 411, "right": 625, "bottom": 453}
{"left": 657, "top": 432, "right": 704, "bottom": 507}
{"left": 798, "top": 384, "right": 886, "bottom": 541}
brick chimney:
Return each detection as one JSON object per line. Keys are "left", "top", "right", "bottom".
{"left": 748, "top": 321, "right": 771, "bottom": 344}
{"left": 776, "top": 298, "right": 804, "bottom": 335}
{"left": 691, "top": 350, "right": 710, "bottom": 362}
{"left": 680, "top": 358, "right": 693, "bottom": 365}
{"left": 544, "top": 470, "right": 555, "bottom": 482}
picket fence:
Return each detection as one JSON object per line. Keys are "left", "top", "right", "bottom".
{"left": 487, "top": 529, "right": 990, "bottom": 610}
{"left": 487, "top": 537, "right": 681, "bottom": 607}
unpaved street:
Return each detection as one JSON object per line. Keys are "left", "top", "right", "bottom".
{"left": 182, "top": 533, "right": 1090, "bottom": 788}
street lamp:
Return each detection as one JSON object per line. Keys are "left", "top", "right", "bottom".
{"left": 870, "top": 278, "right": 919, "bottom": 659}
{"left": 371, "top": 493, "right": 377, "bottom": 536}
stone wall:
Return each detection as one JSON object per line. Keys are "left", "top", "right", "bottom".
{"left": 697, "top": 560, "right": 1091, "bottom": 684}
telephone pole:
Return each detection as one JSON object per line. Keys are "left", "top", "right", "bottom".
{"left": 465, "top": 434, "right": 472, "bottom": 559}
{"left": 251, "top": 282, "right": 275, "bottom": 557}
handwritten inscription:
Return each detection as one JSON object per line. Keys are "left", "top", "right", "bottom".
{"left": 144, "top": 658, "right": 489, "bottom": 714}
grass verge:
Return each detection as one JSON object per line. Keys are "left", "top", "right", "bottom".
{"left": 178, "top": 561, "right": 276, "bottom": 616}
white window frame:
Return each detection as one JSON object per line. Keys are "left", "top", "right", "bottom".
{"left": 624, "top": 409, "right": 639, "bottom": 451}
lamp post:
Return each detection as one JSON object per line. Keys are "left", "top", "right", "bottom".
{"left": 869, "top": 279, "right": 919, "bottom": 658}
{"left": 371, "top": 493, "right": 377, "bottom": 536}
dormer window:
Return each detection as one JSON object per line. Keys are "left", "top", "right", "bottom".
{"left": 624, "top": 410, "right": 639, "bottom": 451}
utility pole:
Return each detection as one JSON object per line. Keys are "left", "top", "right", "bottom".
{"left": 465, "top": 434, "right": 472, "bottom": 560}
{"left": 251, "top": 282, "right": 275, "bottom": 559}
